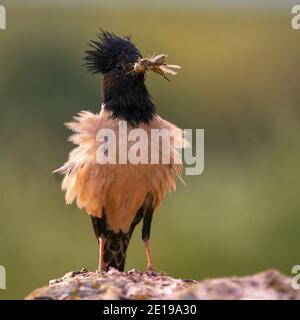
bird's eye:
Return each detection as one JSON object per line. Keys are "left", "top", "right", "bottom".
{"left": 116, "top": 64, "right": 123, "bottom": 70}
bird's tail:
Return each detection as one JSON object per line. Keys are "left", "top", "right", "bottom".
{"left": 102, "top": 231, "right": 131, "bottom": 271}
{"left": 91, "top": 209, "right": 143, "bottom": 271}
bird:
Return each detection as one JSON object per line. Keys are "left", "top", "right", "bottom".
{"left": 54, "top": 30, "right": 186, "bottom": 272}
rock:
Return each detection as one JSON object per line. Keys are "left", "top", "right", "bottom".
{"left": 25, "top": 269, "right": 299, "bottom": 300}
{"left": 174, "top": 269, "right": 299, "bottom": 300}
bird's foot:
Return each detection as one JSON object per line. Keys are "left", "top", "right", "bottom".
{"left": 145, "top": 264, "right": 155, "bottom": 275}
{"left": 96, "top": 264, "right": 107, "bottom": 274}
{"left": 147, "top": 265, "right": 154, "bottom": 272}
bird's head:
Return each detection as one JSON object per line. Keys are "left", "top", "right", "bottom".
{"left": 84, "top": 30, "right": 181, "bottom": 84}
{"left": 84, "top": 30, "right": 181, "bottom": 124}
{"left": 84, "top": 30, "right": 142, "bottom": 82}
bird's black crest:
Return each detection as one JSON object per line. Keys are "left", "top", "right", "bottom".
{"left": 84, "top": 30, "right": 142, "bottom": 74}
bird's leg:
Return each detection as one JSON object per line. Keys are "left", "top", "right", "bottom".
{"left": 142, "top": 206, "right": 154, "bottom": 272}
{"left": 98, "top": 237, "right": 106, "bottom": 272}
{"left": 91, "top": 216, "right": 107, "bottom": 272}
{"left": 144, "top": 239, "right": 154, "bottom": 271}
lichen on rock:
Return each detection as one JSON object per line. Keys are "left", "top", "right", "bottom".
{"left": 26, "top": 268, "right": 300, "bottom": 300}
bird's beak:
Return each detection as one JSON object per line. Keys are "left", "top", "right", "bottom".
{"left": 132, "top": 54, "right": 181, "bottom": 81}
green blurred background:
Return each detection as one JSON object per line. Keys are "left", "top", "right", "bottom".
{"left": 0, "top": 1, "right": 300, "bottom": 299}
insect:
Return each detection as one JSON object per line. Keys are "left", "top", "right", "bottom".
{"left": 133, "top": 54, "right": 181, "bottom": 81}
